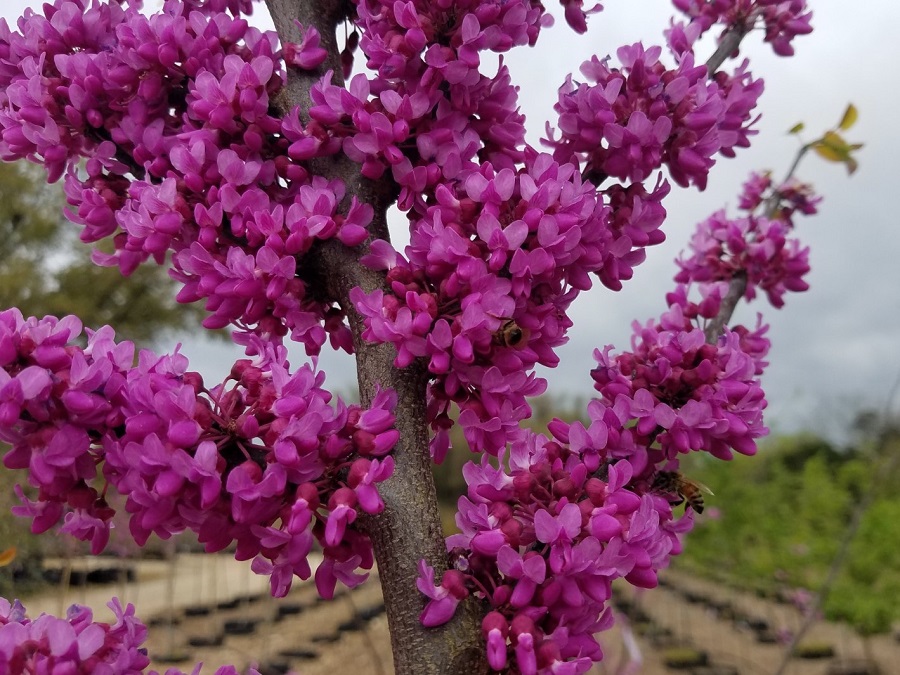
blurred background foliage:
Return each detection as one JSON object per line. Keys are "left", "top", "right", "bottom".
{"left": 676, "top": 421, "right": 900, "bottom": 635}
{"left": 0, "top": 161, "right": 212, "bottom": 345}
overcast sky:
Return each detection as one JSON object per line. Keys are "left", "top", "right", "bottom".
{"left": 3, "top": 0, "right": 899, "bottom": 442}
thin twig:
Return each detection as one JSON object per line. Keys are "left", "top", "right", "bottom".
{"left": 705, "top": 8, "right": 762, "bottom": 73}
{"left": 705, "top": 25, "right": 750, "bottom": 73}
{"left": 703, "top": 271, "right": 747, "bottom": 343}
{"left": 761, "top": 144, "right": 811, "bottom": 217}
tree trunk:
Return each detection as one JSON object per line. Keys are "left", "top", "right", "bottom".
{"left": 264, "top": 1, "right": 487, "bottom": 671}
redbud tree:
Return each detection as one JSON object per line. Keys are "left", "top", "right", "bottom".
{"left": 0, "top": 0, "right": 855, "bottom": 673}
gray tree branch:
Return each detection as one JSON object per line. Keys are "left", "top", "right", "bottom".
{"left": 263, "top": 1, "right": 487, "bottom": 671}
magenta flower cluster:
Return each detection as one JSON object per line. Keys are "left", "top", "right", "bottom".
{"left": 0, "top": 0, "right": 821, "bottom": 673}
{"left": 0, "top": 1, "right": 775, "bottom": 479}
{"left": 351, "top": 151, "right": 668, "bottom": 461}
{"left": 0, "top": 0, "right": 369, "bottom": 354}
{"left": 0, "top": 598, "right": 150, "bottom": 674}
{"left": 337, "top": 2, "right": 697, "bottom": 460}
{"left": 672, "top": 0, "right": 813, "bottom": 56}
{"left": 417, "top": 168, "right": 819, "bottom": 670}
{"left": 675, "top": 171, "right": 820, "bottom": 307}
{"left": 589, "top": 305, "right": 768, "bottom": 462}
{"left": 416, "top": 160, "right": 826, "bottom": 671}
{"left": 418, "top": 433, "right": 693, "bottom": 673}
{"left": 415, "top": 291, "right": 772, "bottom": 671}
{"left": 545, "top": 42, "right": 763, "bottom": 190}
{"left": 315, "top": 0, "right": 557, "bottom": 207}
{"left": 0, "top": 597, "right": 259, "bottom": 675}
{"left": 0, "top": 309, "right": 398, "bottom": 599}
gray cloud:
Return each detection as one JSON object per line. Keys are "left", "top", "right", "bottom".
{"left": 3, "top": 0, "right": 897, "bottom": 439}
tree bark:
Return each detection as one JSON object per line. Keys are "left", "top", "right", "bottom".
{"left": 264, "top": 1, "right": 487, "bottom": 671}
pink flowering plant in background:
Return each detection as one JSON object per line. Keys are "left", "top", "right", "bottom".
{"left": 0, "top": 0, "right": 858, "bottom": 672}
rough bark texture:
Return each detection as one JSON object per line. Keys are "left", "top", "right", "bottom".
{"left": 264, "top": 1, "right": 487, "bottom": 672}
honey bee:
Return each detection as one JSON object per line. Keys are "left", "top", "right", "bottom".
{"left": 651, "top": 471, "right": 713, "bottom": 514}
{"left": 493, "top": 319, "right": 530, "bottom": 349}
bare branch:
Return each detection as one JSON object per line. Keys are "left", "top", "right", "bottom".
{"left": 704, "top": 25, "right": 750, "bottom": 74}
{"left": 703, "top": 271, "right": 747, "bottom": 344}
{"left": 695, "top": 19, "right": 753, "bottom": 344}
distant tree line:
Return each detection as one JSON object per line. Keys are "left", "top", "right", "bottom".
{"left": 678, "top": 428, "right": 900, "bottom": 635}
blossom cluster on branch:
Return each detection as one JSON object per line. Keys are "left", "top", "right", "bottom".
{"left": 342, "top": 0, "right": 776, "bottom": 465}
{"left": 416, "top": 166, "right": 818, "bottom": 672}
{"left": 672, "top": 0, "right": 813, "bottom": 56}
{"left": 545, "top": 43, "right": 762, "bottom": 190}
{"left": 0, "top": 0, "right": 372, "bottom": 353}
{"left": 0, "top": 0, "right": 821, "bottom": 673}
{"left": 0, "top": 597, "right": 257, "bottom": 674}
{"left": 675, "top": 171, "right": 820, "bottom": 307}
{"left": 0, "top": 309, "right": 398, "bottom": 599}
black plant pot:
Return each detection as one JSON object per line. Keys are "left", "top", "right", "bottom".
{"left": 188, "top": 633, "right": 225, "bottom": 647}
{"left": 692, "top": 666, "right": 739, "bottom": 675}
{"left": 683, "top": 591, "right": 706, "bottom": 604}
{"left": 275, "top": 602, "right": 304, "bottom": 619}
{"left": 257, "top": 661, "right": 292, "bottom": 675}
{"left": 86, "top": 567, "right": 122, "bottom": 584}
{"left": 68, "top": 571, "right": 88, "bottom": 586}
{"left": 745, "top": 617, "right": 769, "bottom": 631}
{"left": 338, "top": 617, "right": 366, "bottom": 632}
{"left": 662, "top": 647, "right": 709, "bottom": 670}
{"left": 794, "top": 642, "right": 836, "bottom": 659}
{"left": 357, "top": 603, "right": 386, "bottom": 621}
{"left": 310, "top": 632, "right": 341, "bottom": 644}
{"left": 223, "top": 618, "right": 260, "bottom": 635}
{"left": 155, "top": 651, "right": 192, "bottom": 664}
{"left": 278, "top": 648, "right": 319, "bottom": 661}
{"left": 754, "top": 628, "right": 780, "bottom": 644}
{"left": 148, "top": 615, "right": 182, "bottom": 627}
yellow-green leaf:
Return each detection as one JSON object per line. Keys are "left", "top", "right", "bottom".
{"left": 838, "top": 103, "right": 858, "bottom": 131}
{"left": 812, "top": 141, "right": 845, "bottom": 163}
{"left": 788, "top": 122, "right": 805, "bottom": 135}
{"left": 0, "top": 547, "right": 16, "bottom": 567}
{"left": 812, "top": 130, "right": 861, "bottom": 174}
{"left": 821, "top": 130, "right": 852, "bottom": 152}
